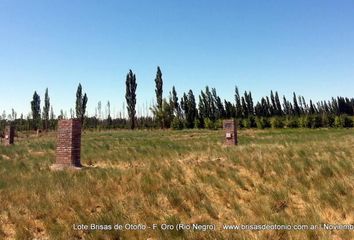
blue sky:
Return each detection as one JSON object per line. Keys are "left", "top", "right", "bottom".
{"left": 0, "top": 0, "right": 353, "bottom": 118}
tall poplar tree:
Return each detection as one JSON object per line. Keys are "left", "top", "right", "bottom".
{"left": 275, "top": 91, "right": 282, "bottom": 115}
{"left": 235, "top": 86, "right": 242, "bottom": 118}
{"left": 75, "top": 83, "right": 88, "bottom": 124}
{"left": 155, "top": 66, "right": 163, "bottom": 111}
{"left": 241, "top": 96, "right": 248, "bottom": 117}
{"left": 293, "top": 92, "right": 301, "bottom": 116}
{"left": 244, "top": 91, "right": 254, "bottom": 116}
{"left": 171, "top": 86, "right": 180, "bottom": 117}
{"left": 43, "top": 88, "right": 50, "bottom": 130}
{"left": 186, "top": 90, "right": 197, "bottom": 128}
{"left": 270, "top": 90, "right": 276, "bottom": 115}
{"left": 181, "top": 90, "right": 197, "bottom": 128}
{"left": 31, "top": 91, "right": 41, "bottom": 130}
{"left": 212, "top": 88, "right": 225, "bottom": 119}
{"left": 125, "top": 70, "right": 137, "bottom": 129}
{"left": 205, "top": 86, "right": 216, "bottom": 121}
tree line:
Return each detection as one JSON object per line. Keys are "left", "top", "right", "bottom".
{"left": 1, "top": 67, "right": 354, "bottom": 131}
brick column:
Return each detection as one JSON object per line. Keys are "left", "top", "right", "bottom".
{"left": 3, "top": 125, "right": 15, "bottom": 145}
{"left": 51, "top": 119, "right": 82, "bottom": 170}
{"left": 223, "top": 119, "right": 237, "bottom": 145}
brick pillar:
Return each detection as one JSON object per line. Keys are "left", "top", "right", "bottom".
{"left": 52, "top": 119, "right": 82, "bottom": 169}
{"left": 223, "top": 119, "right": 237, "bottom": 145}
{"left": 3, "top": 125, "right": 15, "bottom": 145}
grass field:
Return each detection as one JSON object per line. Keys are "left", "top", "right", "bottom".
{"left": 0, "top": 128, "right": 353, "bottom": 240}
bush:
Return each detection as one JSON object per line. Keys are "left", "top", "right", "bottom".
{"left": 299, "top": 115, "right": 322, "bottom": 128}
{"left": 344, "top": 116, "right": 354, "bottom": 128}
{"left": 255, "top": 117, "right": 271, "bottom": 129}
{"left": 171, "top": 117, "right": 184, "bottom": 130}
{"left": 242, "top": 116, "right": 256, "bottom": 128}
{"left": 242, "top": 118, "right": 250, "bottom": 128}
{"left": 335, "top": 115, "right": 354, "bottom": 128}
{"left": 285, "top": 117, "right": 299, "bottom": 128}
{"left": 255, "top": 117, "right": 263, "bottom": 129}
{"left": 270, "top": 117, "right": 284, "bottom": 129}
{"left": 334, "top": 116, "right": 341, "bottom": 128}
{"left": 204, "top": 118, "right": 215, "bottom": 130}
{"left": 214, "top": 119, "right": 223, "bottom": 129}
{"left": 238, "top": 118, "right": 244, "bottom": 129}
{"left": 299, "top": 115, "right": 311, "bottom": 128}
{"left": 311, "top": 115, "right": 322, "bottom": 128}
{"left": 194, "top": 118, "right": 202, "bottom": 129}
{"left": 334, "top": 116, "right": 344, "bottom": 128}
{"left": 322, "top": 114, "right": 335, "bottom": 128}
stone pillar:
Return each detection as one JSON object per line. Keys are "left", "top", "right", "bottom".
{"left": 223, "top": 119, "right": 237, "bottom": 145}
{"left": 3, "top": 125, "right": 15, "bottom": 145}
{"left": 51, "top": 119, "right": 82, "bottom": 170}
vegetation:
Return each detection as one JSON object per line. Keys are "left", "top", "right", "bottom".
{"left": 75, "top": 83, "right": 88, "bottom": 125}
{"left": 1, "top": 66, "right": 354, "bottom": 132}
{"left": 30, "top": 91, "right": 41, "bottom": 130}
{"left": 42, "top": 88, "right": 50, "bottom": 131}
{"left": 125, "top": 70, "right": 137, "bottom": 130}
{"left": 0, "top": 128, "right": 353, "bottom": 239}
{"left": 155, "top": 66, "right": 163, "bottom": 125}
{"left": 181, "top": 90, "right": 197, "bottom": 129}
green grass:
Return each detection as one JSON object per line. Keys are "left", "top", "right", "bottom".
{"left": 0, "top": 128, "right": 353, "bottom": 239}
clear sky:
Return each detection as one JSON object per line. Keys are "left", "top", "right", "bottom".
{"left": 0, "top": 0, "right": 353, "bottom": 118}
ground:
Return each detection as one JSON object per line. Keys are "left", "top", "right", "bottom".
{"left": 0, "top": 128, "right": 353, "bottom": 240}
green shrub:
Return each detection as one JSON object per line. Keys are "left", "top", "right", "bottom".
{"left": 335, "top": 115, "right": 354, "bottom": 128}
{"left": 311, "top": 114, "right": 322, "bottom": 128}
{"left": 242, "top": 118, "right": 250, "bottom": 128}
{"left": 343, "top": 115, "right": 354, "bottom": 128}
{"left": 270, "top": 117, "right": 284, "bottom": 129}
{"left": 299, "top": 115, "right": 311, "bottom": 128}
{"left": 238, "top": 118, "right": 244, "bottom": 129}
{"left": 255, "top": 117, "right": 263, "bottom": 129}
{"left": 194, "top": 118, "right": 202, "bottom": 129}
{"left": 171, "top": 117, "right": 184, "bottom": 130}
{"left": 285, "top": 117, "right": 299, "bottom": 128}
{"left": 322, "top": 114, "right": 335, "bottom": 128}
{"left": 249, "top": 116, "right": 257, "bottom": 128}
{"left": 242, "top": 116, "right": 256, "bottom": 128}
{"left": 334, "top": 116, "right": 342, "bottom": 128}
{"left": 214, "top": 119, "right": 223, "bottom": 129}
{"left": 256, "top": 117, "right": 271, "bottom": 129}
{"left": 300, "top": 115, "right": 322, "bottom": 128}
{"left": 263, "top": 117, "right": 271, "bottom": 128}
{"left": 204, "top": 118, "right": 215, "bottom": 130}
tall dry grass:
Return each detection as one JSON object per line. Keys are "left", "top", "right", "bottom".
{"left": 0, "top": 128, "right": 353, "bottom": 239}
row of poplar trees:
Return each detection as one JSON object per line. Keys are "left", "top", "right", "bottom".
{"left": 13, "top": 84, "right": 88, "bottom": 131}
{"left": 149, "top": 67, "right": 354, "bottom": 129}
{"left": 2, "top": 66, "right": 354, "bottom": 131}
